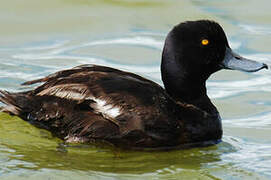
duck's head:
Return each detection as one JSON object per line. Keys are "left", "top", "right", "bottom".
{"left": 161, "top": 20, "right": 268, "bottom": 102}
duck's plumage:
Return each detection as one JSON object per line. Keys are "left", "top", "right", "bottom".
{"left": 0, "top": 20, "right": 267, "bottom": 149}
{"left": 0, "top": 64, "right": 221, "bottom": 148}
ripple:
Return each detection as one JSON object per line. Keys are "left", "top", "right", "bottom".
{"left": 224, "top": 111, "right": 271, "bottom": 128}
{"left": 239, "top": 24, "right": 271, "bottom": 35}
{"left": 6, "top": 35, "right": 164, "bottom": 83}
{"left": 208, "top": 75, "right": 271, "bottom": 99}
{"left": 2, "top": 35, "right": 270, "bottom": 100}
{"left": 222, "top": 136, "right": 271, "bottom": 177}
{"left": 12, "top": 36, "right": 163, "bottom": 61}
{"left": 0, "top": 40, "right": 69, "bottom": 52}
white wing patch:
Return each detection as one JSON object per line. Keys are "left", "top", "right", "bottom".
{"left": 90, "top": 97, "right": 121, "bottom": 118}
{"left": 37, "top": 84, "right": 121, "bottom": 119}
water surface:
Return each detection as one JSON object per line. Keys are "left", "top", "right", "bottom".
{"left": 0, "top": 0, "right": 271, "bottom": 179}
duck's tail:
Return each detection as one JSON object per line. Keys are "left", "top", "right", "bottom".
{"left": 0, "top": 90, "right": 29, "bottom": 116}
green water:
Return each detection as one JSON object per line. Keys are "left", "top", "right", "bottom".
{"left": 0, "top": 0, "right": 271, "bottom": 179}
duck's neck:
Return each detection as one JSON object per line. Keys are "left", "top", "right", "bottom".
{"left": 161, "top": 36, "right": 218, "bottom": 115}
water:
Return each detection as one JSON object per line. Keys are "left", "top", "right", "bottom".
{"left": 0, "top": 0, "right": 271, "bottom": 179}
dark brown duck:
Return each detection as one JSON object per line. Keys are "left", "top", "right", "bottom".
{"left": 0, "top": 20, "right": 268, "bottom": 149}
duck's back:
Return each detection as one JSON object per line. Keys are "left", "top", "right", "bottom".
{"left": 0, "top": 65, "right": 183, "bottom": 148}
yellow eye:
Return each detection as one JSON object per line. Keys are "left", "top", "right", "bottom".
{"left": 201, "top": 39, "right": 209, "bottom": 46}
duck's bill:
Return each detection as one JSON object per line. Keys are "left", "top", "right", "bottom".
{"left": 221, "top": 47, "right": 268, "bottom": 72}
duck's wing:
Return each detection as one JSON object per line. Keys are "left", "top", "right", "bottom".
{"left": 25, "top": 64, "right": 163, "bottom": 121}
{"left": 1, "top": 65, "right": 174, "bottom": 147}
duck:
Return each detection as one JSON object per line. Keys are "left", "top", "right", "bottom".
{"left": 0, "top": 20, "right": 268, "bottom": 150}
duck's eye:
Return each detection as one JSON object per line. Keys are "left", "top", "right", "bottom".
{"left": 201, "top": 39, "right": 209, "bottom": 46}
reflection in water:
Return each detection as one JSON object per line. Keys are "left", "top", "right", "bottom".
{"left": 0, "top": 113, "right": 269, "bottom": 179}
{"left": 1, "top": 141, "right": 223, "bottom": 173}
{"left": 0, "top": 112, "right": 233, "bottom": 179}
